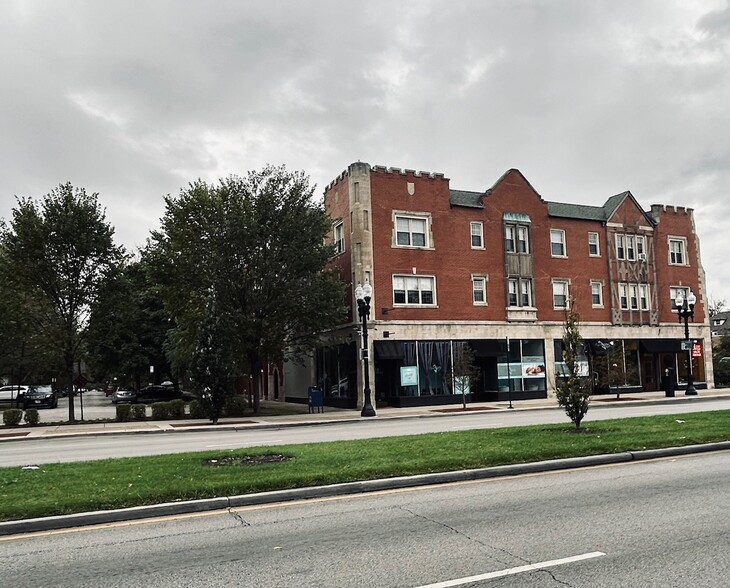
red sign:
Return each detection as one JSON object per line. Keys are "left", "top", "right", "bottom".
{"left": 692, "top": 343, "right": 702, "bottom": 358}
{"left": 73, "top": 374, "right": 88, "bottom": 388}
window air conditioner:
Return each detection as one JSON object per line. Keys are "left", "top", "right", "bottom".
{"left": 637, "top": 253, "right": 646, "bottom": 262}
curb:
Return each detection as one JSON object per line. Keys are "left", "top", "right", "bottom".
{"left": 1, "top": 393, "right": 727, "bottom": 443}
{"left": 2, "top": 441, "right": 729, "bottom": 537}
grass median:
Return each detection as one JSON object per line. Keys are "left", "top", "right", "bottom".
{"left": 1, "top": 409, "right": 728, "bottom": 522}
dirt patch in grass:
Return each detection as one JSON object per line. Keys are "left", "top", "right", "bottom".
{"left": 202, "top": 454, "right": 291, "bottom": 467}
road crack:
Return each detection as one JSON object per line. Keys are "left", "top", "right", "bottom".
{"left": 227, "top": 509, "right": 250, "bottom": 526}
{"left": 398, "top": 506, "right": 529, "bottom": 568}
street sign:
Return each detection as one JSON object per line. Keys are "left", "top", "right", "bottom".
{"left": 73, "top": 374, "right": 88, "bottom": 388}
{"left": 680, "top": 340, "right": 693, "bottom": 351}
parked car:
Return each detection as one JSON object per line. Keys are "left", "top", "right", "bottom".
{"left": 136, "top": 383, "right": 182, "bottom": 403}
{"left": 111, "top": 388, "right": 137, "bottom": 404}
{"left": 104, "top": 384, "right": 117, "bottom": 397}
{"left": 0, "top": 385, "right": 30, "bottom": 405}
{"left": 23, "top": 385, "right": 58, "bottom": 409}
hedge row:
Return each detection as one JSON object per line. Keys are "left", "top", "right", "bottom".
{"left": 2, "top": 408, "right": 40, "bottom": 426}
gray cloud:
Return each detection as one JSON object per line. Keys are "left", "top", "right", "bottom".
{"left": 1, "top": 0, "right": 729, "bottom": 303}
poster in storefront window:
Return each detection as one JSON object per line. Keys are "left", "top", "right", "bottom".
{"left": 522, "top": 363, "right": 546, "bottom": 377}
{"left": 400, "top": 366, "right": 418, "bottom": 387}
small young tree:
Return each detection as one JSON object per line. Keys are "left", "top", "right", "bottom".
{"left": 448, "top": 342, "right": 480, "bottom": 409}
{"left": 555, "top": 298, "right": 591, "bottom": 429}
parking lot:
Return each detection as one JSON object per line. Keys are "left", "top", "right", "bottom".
{"left": 19, "top": 389, "right": 124, "bottom": 423}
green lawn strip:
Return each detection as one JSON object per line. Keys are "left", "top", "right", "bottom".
{"left": 1, "top": 410, "right": 728, "bottom": 522}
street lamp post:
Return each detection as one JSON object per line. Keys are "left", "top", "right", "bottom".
{"left": 355, "top": 282, "right": 377, "bottom": 417}
{"left": 674, "top": 290, "right": 698, "bottom": 396}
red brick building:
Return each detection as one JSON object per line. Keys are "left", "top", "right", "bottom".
{"left": 285, "top": 161, "right": 712, "bottom": 409}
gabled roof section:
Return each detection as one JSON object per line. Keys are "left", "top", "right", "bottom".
{"left": 450, "top": 189, "right": 484, "bottom": 208}
{"left": 547, "top": 190, "right": 656, "bottom": 226}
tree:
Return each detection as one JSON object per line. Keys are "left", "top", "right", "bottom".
{"left": 0, "top": 183, "right": 125, "bottom": 421}
{"left": 148, "top": 165, "right": 346, "bottom": 417}
{"left": 447, "top": 342, "right": 480, "bottom": 409}
{"left": 707, "top": 296, "right": 726, "bottom": 318}
{"left": 555, "top": 298, "right": 591, "bottom": 429}
{"left": 85, "top": 258, "right": 172, "bottom": 390}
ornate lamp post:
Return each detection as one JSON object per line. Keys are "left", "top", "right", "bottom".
{"left": 674, "top": 290, "right": 698, "bottom": 396}
{"left": 355, "top": 282, "right": 376, "bottom": 417}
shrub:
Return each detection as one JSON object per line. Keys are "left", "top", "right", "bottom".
{"left": 151, "top": 402, "right": 171, "bottom": 420}
{"left": 169, "top": 399, "right": 186, "bottom": 419}
{"left": 115, "top": 404, "right": 132, "bottom": 422}
{"left": 224, "top": 395, "right": 248, "bottom": 417}
{"left": 131, "top": 404, "right": 147, "bottom": 421}
{"left": 23, "top": 409, "right": 40, "bottom": 426}
{"left": 3, "top": 409, "right": 23, "bottom": 427}
{"left": 188, "top": 399, "right": 206, "bottom": 419}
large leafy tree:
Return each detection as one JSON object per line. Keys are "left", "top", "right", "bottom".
{"left": 85, "top": 258, "right": 172, "bottom": 389}
{"left": 1, "top": 183, "right": 125, "bottom": 421}
{"left": 148, "top": 165, "right": 346, "bottom": 416}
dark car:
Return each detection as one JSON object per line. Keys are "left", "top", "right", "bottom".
{"left": 136, "top": 383, "right": 182, "bottom": 403}
{"left": 23, "top": 385, "right": 59, "bottom": 409}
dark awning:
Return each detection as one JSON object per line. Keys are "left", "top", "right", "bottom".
{"left": 374, "top": 340, "right": 405, "bottom": 360}
{"left": 639, "top": 339, "right": 683, "bottom": 354}
{"left": 469, "top": 340, "right": 504, "bottom": 357}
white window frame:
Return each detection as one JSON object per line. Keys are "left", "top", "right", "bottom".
{"left": 394, "top": 213, "right": 430, "bottom": 248}
{"left": 636, "top": 235, "right": 646, "bottom": 259}
{"left": 626, "top": 235, "right": 636, "bottom": 261}
{"left": 588, "top": 232, "right": 600, "bottom": 257}
{"left": 507, "top": 277, "right": 532, "bottom": 307}
{"left": 392, "top": 275, "right": 436, "bottom": 306}
{"left": 472, "top": 275, "right": 487, "bottom": 305}
{"left": 639, "top": 284, "right": 650, "bottom": 310}
{"left": 670, "top": 286, "right": 690, "bottom": 312}
{"left": 591, "top": 281, "right": 603, "bottom": 308}
{"left": 619, "top": 282, "right": 651, "bottom": 311}
{"left": 470, "top": 222, "right": 484, "bottom": 249}
{"left": 616, "top": 234, "right": 625, "bottom": 260}
{"left": 552, "top": 279, "right": 569, "bottom": 309}
{"left": 505, "top": 223, "right": 530, "bottom": 254}
{"left": 668, "top": 237, "right": 687, "bottom": 266}
{"left": 550, "top": 229, "right": 566, "bottom": 257}
{"left": 619, "top": 283, "right": 628, "bottom": 309}
{"left": 333, "top": 221, "right": 344, "bottom": 255}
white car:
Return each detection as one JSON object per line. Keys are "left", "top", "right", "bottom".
{"left": 0, "top": 385, "right": 30, "bottom": 404}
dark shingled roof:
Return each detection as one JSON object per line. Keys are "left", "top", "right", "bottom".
{"left": 546, "top": 191, "right": 633, "bottom": 221}
{"left": 450, "top": 190, "right": 484, "bottom": 208}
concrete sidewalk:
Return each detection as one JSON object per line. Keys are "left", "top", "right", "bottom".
{"left": 2, "top": 388, "right": 729, "bottom": 441}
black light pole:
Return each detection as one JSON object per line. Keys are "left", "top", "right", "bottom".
{"left": 355, "top": 282, "right": 376, "bottom": 417}
{"left": 675, "top": 290, "right": 698, "bottom": 396}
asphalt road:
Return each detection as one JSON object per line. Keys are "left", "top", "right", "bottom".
{"left": 3, "top": 451, "right": 728, "bottom": 587}
{"left": 2, "top": 397, "right": 730, "bottom": 467}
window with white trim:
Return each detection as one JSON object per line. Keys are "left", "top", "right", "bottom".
{"left": 669, "top": 237, "right": 687, "bottom": 265}
{"left": 470, "top": 222, "right": 484, "bottom": 249}
{"left": 550, "top": 229, "right": 566, "bottom": 257}
{"left": 670, "top": 286, "right": 690, "bottom": 312}
{"left": 395, "top": 214, "right": 428, "bottom": 248}
{"left": 619, "top": 282, "right": 651, "bottom": 310}
{"left": 616, "top": 234, "right": 625, "bottom": 260}
{"left": 505, "top": 223, "right": 530, "bottom": 253}
{"left": 626, "top": 235, "right": 636, "bottom": 261}
{"left": 552, "top": 280, "right": 569, "bottom": 309}
{"left": 507, "top": 278, "right": 532, "bottom": 307}
{"left": 333, "top": 221, "right": 344, "bottom": 254}
{"left": 636, "top": 236, "right": 645, "bottom": 259}
{"left": 393, "top": 275, "right": 435, "bottom": 306}
{"left": 591, "top": 281, "right": 603, "bottom": 307}
{"left": 588, "top": 232, "right": 600, "bottom": 256}
{"left": 472, "top": 276, "right": 487, "bottom": 304}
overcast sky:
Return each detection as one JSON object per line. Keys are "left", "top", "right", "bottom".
{"left": 2, "top": 0, "right": 728, "bottom": 306}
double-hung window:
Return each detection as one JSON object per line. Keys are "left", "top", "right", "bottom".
{"left": 507, "top": 278, "right": 532, "bottom": 307}
{"left": 616, "top": 234, "right": 625, "bottom": 260}
{"left": 619, "top": 282, "right": 651, "bottom": 310}
{"left": 395, "top": 215, "right": 428, "bottom": 247}
{"left": 472, "top": 276, "right": 487, "bottom": 304}
{"left": 550, "top": 229, "right": 566, "bottom": 257}
{"left": 552, "top": 280, "right": 569, "bottom": 309}
{"left": 588, "top": 232, "right": 600, "bottom": 256}
{"left": 333, "top": 221, "right": 344, "bottom": 254}
{"left": 505, "top": 223, "right": 530, "bottom": 253}
{"left": 470, "top": 222, "right": 484, "bottom": 249}
{"left": 393, "top": 275, "right": 435, "bottom": 306}
{"left": 670, "top": 286, "right": 690, "bottom": 311}
{"left": 626, "top": 235, "right": 636, "bottom": 261}
{"left": 669, "top": 238, "right": 687, "bottom": 265}
{"left": 591, "top": 281, "right": 603, "bottom": 307}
